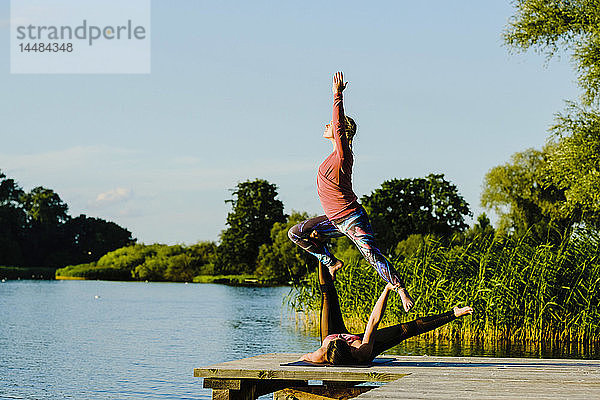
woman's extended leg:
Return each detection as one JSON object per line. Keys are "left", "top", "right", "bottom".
{"left": 370, "top": 307, "right": 472, "bottom": 359}
{"left": 288, "top": 215, "right": 345, "bottom": 278}
{"left": 333, "top": 207, "right": 413, "bottom": 310}
{"left": 318, "top": 261, "right": 348, "bottom": 342}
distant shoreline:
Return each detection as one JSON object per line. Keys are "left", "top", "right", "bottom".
{"left": 0, "top": 266, "right": 56, "bottom": 280}
{"left": 1, "top": 267, "right": 287, "bottom": 287}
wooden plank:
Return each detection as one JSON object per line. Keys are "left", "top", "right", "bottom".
{"left": 203, "top": 379, "right": 242, "bottom": 390}
{"left": 194, "top": 353, "right": 408, "bottom": 382}
{"left": 195, "top": 366, "right": 404, "bottom": 382}
{"left": 355, "top": 357, "right": 600, "bottom": 400}
{"left": 207, "top": 381, "right": 259, "bottom": 400}
{"left": 356, "top": 378, "right": 600, "bottom": 399}
{"left": 195, "top": 353, "right": 599, "bottom": 382}
{"left": 196, "top": 354, "right": 600, "bottom": 400}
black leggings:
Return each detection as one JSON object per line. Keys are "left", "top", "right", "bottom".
{"left": 318, "top": 261, "right": 349, "bottom": 342}
{"left": 318, "top": 262, "right": 455, "bottom": 359}
{"left": 368, "top": 310, "right": 455, "bottom": 358}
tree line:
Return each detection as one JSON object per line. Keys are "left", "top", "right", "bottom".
{"left": 9, "top": 1, "right": 600, "bottom": 286}
{"left": 53, "top": 175, "right": 475, "bottom": 283}
{"left": 0, "top": 170, "right": 134, "bottom": 273}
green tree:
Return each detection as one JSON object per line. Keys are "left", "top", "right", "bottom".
{"left": 21, "top": 186, "right": 70, "bottom": 267}
{"left": 217, "top": 179, "right": 286, "bottom": 274}
{"left": 361, "top": 174, "right": 471, "bottom": 252}
{"left": 470, "top": 213, "right": 496, "bottom": 237}
{"left": 133, "top": 245, "right": 186, "bottom": 281}
{"left": 255, "top": 212, "right": 315, "bottom": 282}
{"left": 481, "top": 147, "right": 570, "bottom": 239}
{"left": 97, "top": 244, "right": 160, "bottom": 272}
{"left": 0, "top": 170, "right": 24, "bottom": 207}
{"left": 164, "top": 242, "right": 219, "bottom": 281}
{"left": 546, "top": 104, "right": 600, "bottom": 226}
{"left": 21, "top": 186, "right": 69, "bottom": 226}
{"left": 61, "top": 214, "right": 136, "bottom": 265}
{"left": 135, "top": 257, "right": 168, "bottom": 281}
{"left": 0, "top": 170, "right": 26, "bottom": 266}
{"left": 58, "top": 242, "right": 219, "bottom": 282}
{"left": 0, "top": 171, "right": 138, "bottom": 269}
{"left": 504, "top": 0, "right": 600, "bottom": 105}
{"left": 504, "top": 1, "right": 600, "bottom": 232}
{"left": 188, "top": 241, "right": 218, "bottom": 275}
{"left": 164, "top": 253, "right": 197, "bottom": 282}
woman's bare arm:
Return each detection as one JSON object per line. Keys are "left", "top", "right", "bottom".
{"left": 350, "top": 284, "right": 395, "bottom": 362}
{"left": 331, "top": 72, "right": 350, "bottom": 161}
{"left": 362, "top": 283, "right": 394, "bottom": 345}
{"left": 298, "top": 347, "right": 327, "bottom": 363}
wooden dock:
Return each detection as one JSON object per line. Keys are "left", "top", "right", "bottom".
{"left": 194, "top": 353, "right": 600, "bottom": 399}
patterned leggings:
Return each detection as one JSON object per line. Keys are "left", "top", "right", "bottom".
{"left": 288, "top": 206, "right": 405, "bottom": 287}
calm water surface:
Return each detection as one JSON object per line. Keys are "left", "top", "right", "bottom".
{"left": 0, "top": 280, "right": 316, "bottom": 400}
{"left": 1, "top": 280, "right": 597, "bottom": 399}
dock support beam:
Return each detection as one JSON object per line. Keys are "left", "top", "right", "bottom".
{"left": 274, "top": 385, "right": 376, "bottom": 400}
{"left": 203, "top": 378, "right": 308, "bottom": 400}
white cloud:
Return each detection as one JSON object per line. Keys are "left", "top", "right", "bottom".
{"left": 0, "top": 145, "right": 319, "bottom": 243}
{"left": 92, "top": 187, "right": 132, "bottom": 206}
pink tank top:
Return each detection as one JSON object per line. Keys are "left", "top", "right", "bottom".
{"left": 325, "top": 333, "right": 361, "bottom": 344}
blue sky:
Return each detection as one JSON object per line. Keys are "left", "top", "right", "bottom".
{"left": 0, "top": 1, "right": 579, "bottom": 244}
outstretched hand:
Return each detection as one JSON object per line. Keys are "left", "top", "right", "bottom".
{"left": 332, "top": 71, "right": 347, "bottom": 94}
{"left": 388, "top": 282, "right": 414, "bottom": 312}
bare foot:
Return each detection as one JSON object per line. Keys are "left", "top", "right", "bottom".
{"left": 453, "top": 306, "right": 473, "bottom": 318}
{"left": 328, "top": 260, "right": 344, "bottom": 281}
{"left": 396, "top": 287, "right": 414, "bottom": 312}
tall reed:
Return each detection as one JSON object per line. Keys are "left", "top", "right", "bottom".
{"left": 289, "top": 232, "right": 600, "bottom": 344}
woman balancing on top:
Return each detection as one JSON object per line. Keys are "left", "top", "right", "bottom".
{"left": 299, "top": 261, "right": 473, "bottom": 364}
{"left": 288, "top": 71, "right": 414, "bottom": 312}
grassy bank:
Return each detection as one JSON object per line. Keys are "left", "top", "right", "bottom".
{"left": 55, "top": 265, "right": 278, "bottom": 286}
{"left": 54, "top": 243, "right": 288, "bottom": 285}
{"left": 56, "top": 263, "right": 134, "bottom": 281}
{"left": 289, "top": 232, "right": 600, "bottom": 344}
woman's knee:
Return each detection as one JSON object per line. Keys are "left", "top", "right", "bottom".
{"left": 288, "top": 224, "right": 301, "bottom": 242}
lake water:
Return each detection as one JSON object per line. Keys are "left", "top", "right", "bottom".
{"left": 1, "top": 280, "right": 598, "bottom": 399}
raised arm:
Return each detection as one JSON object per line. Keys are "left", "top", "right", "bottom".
{"left": 363, "top": 284, "right": 395, "bottom": 344}
{"left": 332, "top": 72, "right": 350, "bottom": 161}
{"left": 351, "top": 284, "right": 394, "bottom": 362}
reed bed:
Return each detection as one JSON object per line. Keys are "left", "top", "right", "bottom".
{"left": 288, "top": 232, "right": 600, "bottom": 345}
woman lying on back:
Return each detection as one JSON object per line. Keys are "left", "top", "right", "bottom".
{"left": 299, "top": 262, "right": 473, "bottom": 364}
